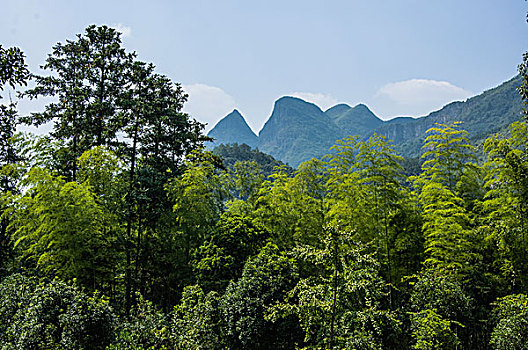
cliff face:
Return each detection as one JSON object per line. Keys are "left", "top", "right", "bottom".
{"left": 373, "top": 76, "right": 523, "bottom": 156}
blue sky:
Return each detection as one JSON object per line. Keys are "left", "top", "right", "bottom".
{"left": 2, "top": 0, "right": 528, "bottom": 133}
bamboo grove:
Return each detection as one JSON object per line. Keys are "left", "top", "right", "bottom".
{"left": 1, "top": 25, "right": 528, "bottom": 349}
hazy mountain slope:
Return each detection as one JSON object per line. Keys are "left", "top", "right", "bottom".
{"left": 331, "top": 103, "right": 383, "bottom": 137}
{"left": 207, "top": 109, "right": 258, "bottom": 148}
{"left": 206, "top": 76, "right": 523, "bottom": 167}
{"left": 374, "top": 75, "right": 523, "bottom": 157}
{"left": 258, "top": 96, "right": 343, "bottom": 167}
{"left": 325, "top": 104, "right": 352, "bottom": 119}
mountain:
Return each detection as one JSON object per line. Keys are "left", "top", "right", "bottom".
{"left": 207, "top": 75, "right": 523, "bottom": 167}
{"left": 324, "top": 103, "right": 352, "bottom": 119}
{"left": 326, "top": 103, "right": 383, "bottom": 137}
{"left": 374, "top": 75, "right": 523, "bottom": 157}
{"left": 207, "top": 109, "right": 258, "bottom": 149}
{"left": 258, "top": 96, "right": 343, "bottom": 167}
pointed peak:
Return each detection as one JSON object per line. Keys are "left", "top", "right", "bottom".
{"left": 224, "top": 109, "right": 243, "bottom": 118}
{"left": 212, "top": 109, "right": 253, "bottom": 131}
{"left": 207, "top": 108, "right": 258, "bottom": 149}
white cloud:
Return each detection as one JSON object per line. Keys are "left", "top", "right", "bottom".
{"left": 182, "top": 83, "right": 236, "bottom": 132}
{"left": 113, "top": 23, "right": 132, "bottom": 38}
{"left": 289, "top": 92, "right": 338, "bottom": 111}
{"left": 373, "top": 79, "right": 473, "bottom": 118}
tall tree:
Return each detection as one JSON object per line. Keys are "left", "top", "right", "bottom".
{"left": 22, "top": 25, "right": 133, "bottom": 180}
{"left": 20, "top": 25, "right": 209, "bottom": 311}
{"left": 482, "top": 121, "right": 528, "bottom": 291}
{"left": 413, "top": 123, "right": 477, "bottom": 277}
{"left": 0, "top": 44, "right": 29, "bottom": 271}
{"left": 254, "top": 159, "right": 327, "bottom": 249}
{"left": 326, "top": 134, "right": 421, "bottom": 306}
{"left": 8, "top": 167, "right": 113, "bottom": 290}
{"left": 267, "top": 227, "right": 397, "bottom": 349}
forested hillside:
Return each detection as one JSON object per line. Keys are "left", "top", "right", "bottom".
{"left": 1, "top": 24, "right": 528, "bottom": 349}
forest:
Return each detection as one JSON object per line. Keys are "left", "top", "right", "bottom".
{"left": 0, "top": 24, "right": 528, "bottom": 349}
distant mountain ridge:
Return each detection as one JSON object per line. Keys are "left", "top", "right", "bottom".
{"left": 258, "top": 97, "right": 343, "bottom": 167}
{"left": 207, "top": 76, "right": 523, "bottom": 167}
{"left": 328, "top": 103, "right": 383, "bottom": 138}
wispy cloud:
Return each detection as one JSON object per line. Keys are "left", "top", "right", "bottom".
{"left": 289, "top": 92, "right": 338, "bottom": 110}
{"left": 182, "top": 83, "right": 236, "bottom": 131}
{"left": 373, "top": 79, "right": 472, "bottom": 118}
{"left": 113, "top": 23, "right": 132, "bottom": 38}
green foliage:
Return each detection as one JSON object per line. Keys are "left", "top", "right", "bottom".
{"left": 228, "top": 160, "right": 266, "bottom": 202}
{"left": 21, "top": 25, "right": 132, "bottom": 179}
{"left": 254, "top": 159, "right": 327, "bottom": 248}
{"left": 326, "top": 134, "right": 422, "bottom": 296}
{"left": 0, "top": 44, "right": 29, "bottom": 90}
{"left": 481, "top": 122, "right": 528, "bottom": 289}
{"left": 8, "top": 167, "right": 114, "bottom": 289}
{"left": 109, "top": 297, "right": 171, "bottom": 350}
{"left": 410, "top": 309, "right": 460, "bottom": 350}
{"left": 168, "top": 150, "right": 228, "bottom": 243}
{"left": 1, "top": 277, "right": 114, "bottom": 350}
{"left": 419, "top": 122, "right": 475, "bottom": 191}
{"left": 212, "top": 142, "right": 293, "bottom": 176}
{"left": 220, "top": 243, "right": 302, "bottom": 349}
{"left": 490, "top": 294, "right": 528, "bottom": 350}
{"left": 419, "top": 181, "right": 473, "bottom": 272}
{"left": 268, "top": 228, "right": 398, "bottom": 349}
{"left": 0, "top": 44, "right": 28, "bottom": 271}
{"left": 413, "top": 123, "right": 477, "bottom": 276}
{"left": 171, "top": 285, "right": 223, "bottom": 349}
{"left": 0, "top": 273, "right": 38, "bottom": 341}
{"left": 409, "top": 270, "right": 471, "bottom": 349}
{"left": 409, "top": 271, "right": 472, "bottom": 324}
{"left": 327, "top": 134, "right": 404, "bottom": 235}
{"left": 193, "top": 213, "right": 269, "bottom": 292}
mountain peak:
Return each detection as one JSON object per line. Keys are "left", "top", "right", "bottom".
{"left": 222, "top": 109, "right": 245, "bottom": 122}
{"left": 270, "top": 96, "right": 325, "bottom": 119}
{"left": 258, "top": 96, "right": 342, "bottom": 167}
{"left": 325, "top": 104, "right": 352, "bottom": 119}
{"left": 276, "top": 96, "right": 306, "bottom": 103}
{"left": 331, "top": 103, "right": 383, "bottom": 137}
{"left": 353, "top": 103, "right": 370, "bottom": 111}
{"left": 207, "top": 110, "right": 258, "bottom": 149}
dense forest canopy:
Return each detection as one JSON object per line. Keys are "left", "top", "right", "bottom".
{"left": 1, "top": 22, "right": 528, "bottom": 349}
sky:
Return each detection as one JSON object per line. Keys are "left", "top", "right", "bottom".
{"left": 2, "top": 0, "right": 528, "bottom": 134}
